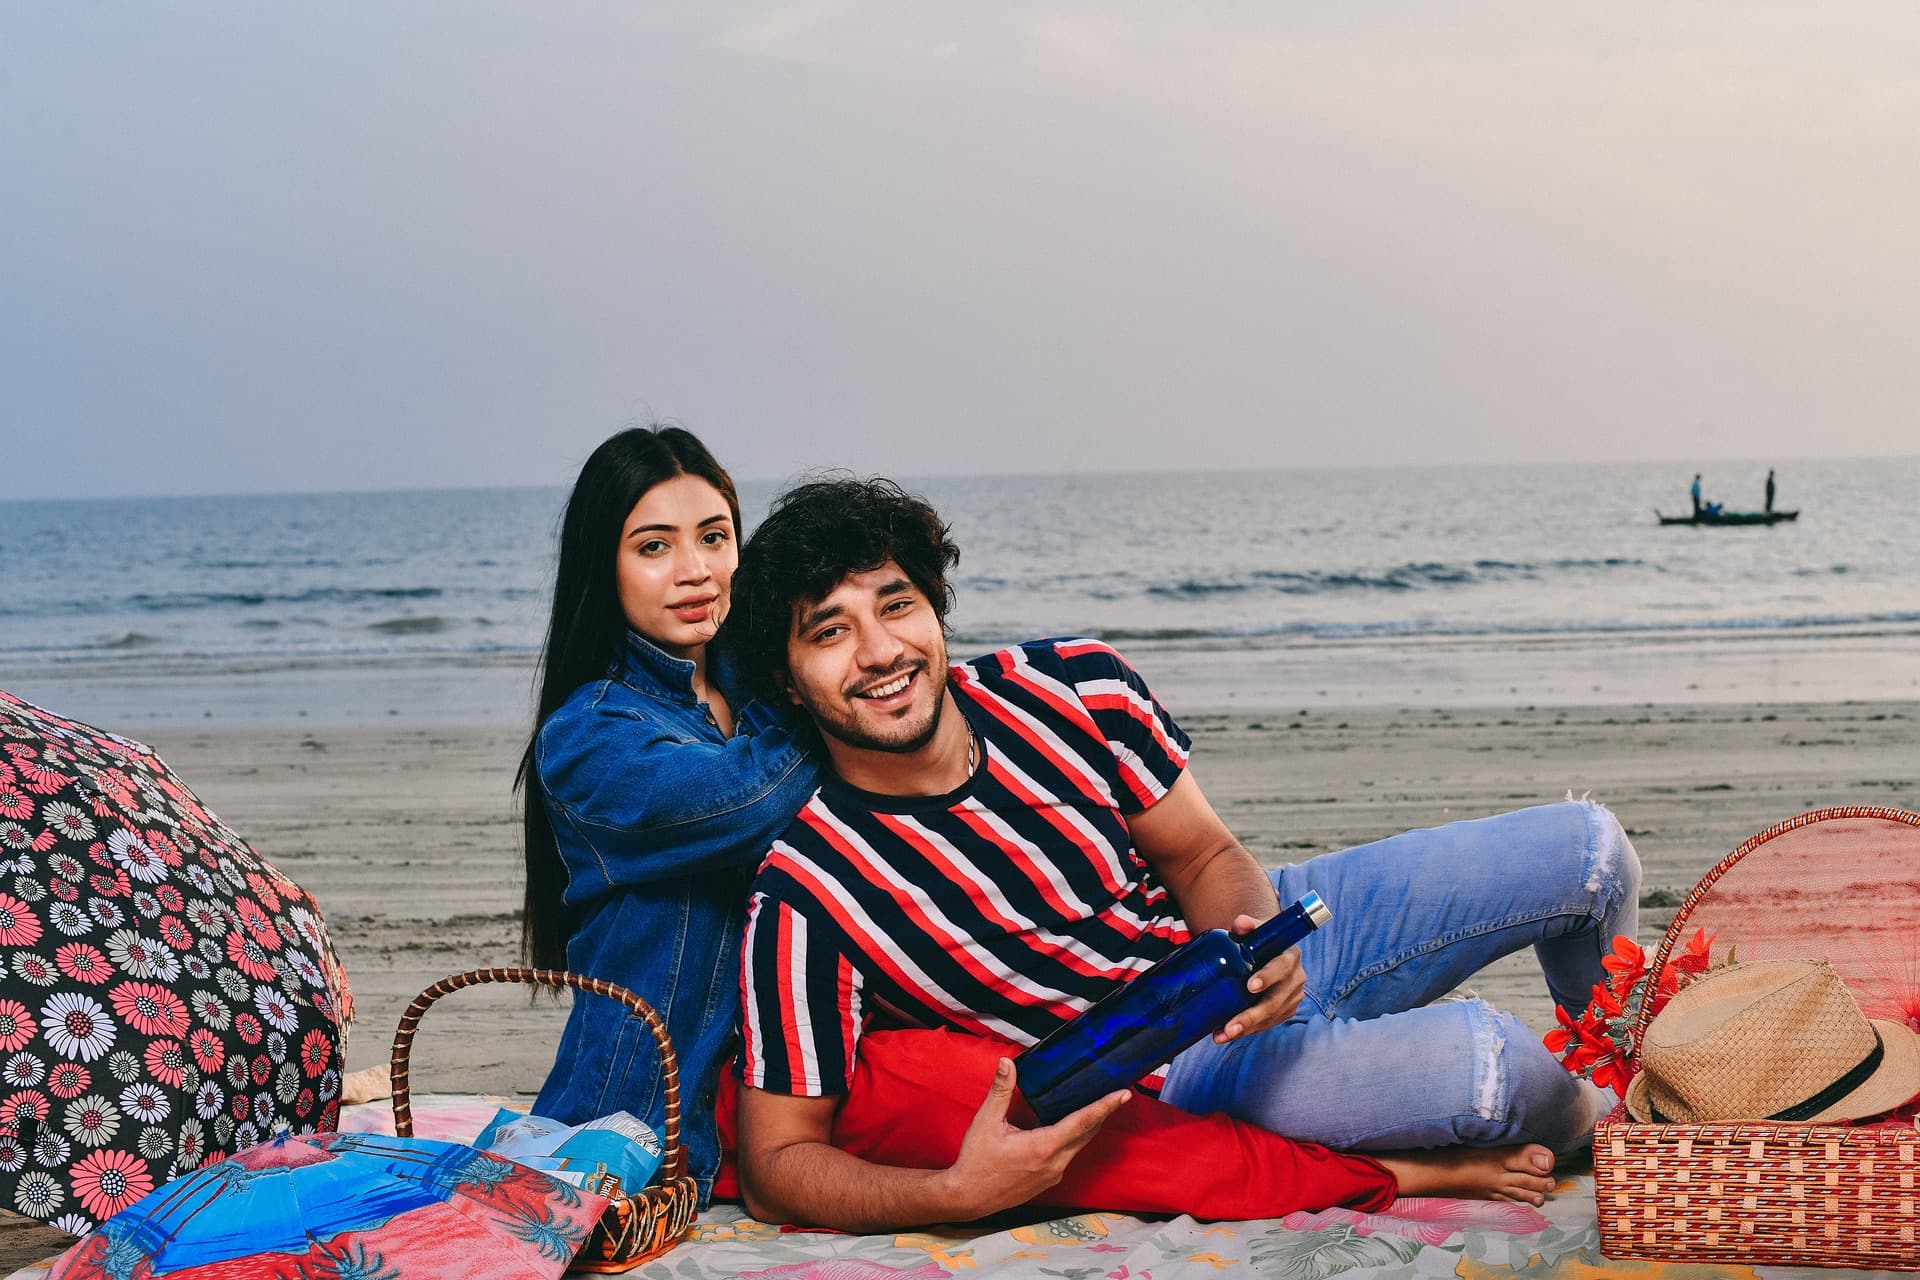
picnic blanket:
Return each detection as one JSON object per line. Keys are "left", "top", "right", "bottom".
{"left": 4, "top": 1096, "right": 1908, "bottom": 1278}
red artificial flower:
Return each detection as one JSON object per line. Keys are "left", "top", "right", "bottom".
{"left": 1544, "top": 929, "right": 1716, "bottom": 1098}
{"left": 1601, "top": 935, "right": 1646, "bottom": 983}
{"left": 1670, "top": 927, "right": 1716, "bottom": 976}
{"left": 1585, "top": 978, "right": 1625, "bottom": 1022}
{"left": 1544, "top": 1003, "right": 1592, "bottom": 1065}
{"left": 1545, "top": 998, "right": 1615, "bottom": 1075}
{"left": 1590, "top": 1046, "right": 1633, "bottom": 1095}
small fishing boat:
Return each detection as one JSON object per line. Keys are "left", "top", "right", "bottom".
{"left": 1655, "top": 509, "right": 1799, "bottom": 526}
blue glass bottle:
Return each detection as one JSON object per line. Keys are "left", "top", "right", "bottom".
{"left": 1015, "top": 891, "right": 1330, "bottom": 1124}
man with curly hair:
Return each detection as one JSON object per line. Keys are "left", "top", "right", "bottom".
{"left": 722, "top": 477, "right": 1636, "bottom": 1231}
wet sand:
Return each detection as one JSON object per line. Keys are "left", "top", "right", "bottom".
{"left": 124, "top": 698, "right": 1919, "bottom": 1094}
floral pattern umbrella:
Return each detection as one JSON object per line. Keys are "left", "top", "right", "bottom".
{"left": 47, "top": 1131, "right": 608, "bottom": 1280}
{"left": 0, "top": 690, "right": 354, "bottom": 1233}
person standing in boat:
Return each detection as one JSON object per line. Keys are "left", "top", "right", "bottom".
{"left": 1765, "top": 468, "right": 1776, "bottom": 514}
{"left": 1691, "top": 473, "right": 1703, "bottom": 517}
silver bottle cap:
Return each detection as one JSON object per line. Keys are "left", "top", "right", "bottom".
{"left": 1300, "top": 890, "right": 1331, "bottom": 929}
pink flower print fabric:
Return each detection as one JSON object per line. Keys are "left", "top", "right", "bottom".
{"left": 0, "top": 689, "right": 355, "bottom": 1233}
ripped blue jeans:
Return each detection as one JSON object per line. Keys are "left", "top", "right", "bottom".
{"left": 1159, "top": 800, "right": 1640, "bottom": 1154}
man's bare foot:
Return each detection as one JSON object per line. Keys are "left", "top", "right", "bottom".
{"left": 1375, "top": 1144, "right": 1556, "bottom": 1205}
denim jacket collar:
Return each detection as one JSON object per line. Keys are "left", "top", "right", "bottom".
{"left": 616, "top": 630, "right": 749, "bottom": 709}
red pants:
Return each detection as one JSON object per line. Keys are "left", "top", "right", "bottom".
{"left": 712, "top": 1026, "right": 1396, "bottom": 1220}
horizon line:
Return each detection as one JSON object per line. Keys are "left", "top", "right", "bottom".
{"left": 4, "top": 451, "right": 1912, "bottom": 506}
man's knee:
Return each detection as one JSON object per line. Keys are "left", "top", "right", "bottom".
{"left": 1457, "top": 1005, "right": 1590, "bottom": 1151}
{"left": 1578, "top": 799, "right": 1641, "bottom": 922}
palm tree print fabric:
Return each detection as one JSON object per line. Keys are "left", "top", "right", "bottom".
{"left": 47, "top": 1133, "right": 608, "bottom": 1280}
{"left": 0, "top": 690, "right": 354, "bottom": 1233}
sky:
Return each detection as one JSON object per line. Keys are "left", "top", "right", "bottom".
{"left": 4, "top": 2, "right": 1918, "bottom": 498}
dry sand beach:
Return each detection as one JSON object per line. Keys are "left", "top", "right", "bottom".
{"left": 3, "top": 633, "right": 1915, "bottom": 1272}
{"left": 124, "top": 695, "right": 1919, "bottom": 1094}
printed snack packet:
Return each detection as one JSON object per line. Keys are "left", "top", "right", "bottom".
{"left": 474, "top": 1108, "right": 664, "bottom": 1195}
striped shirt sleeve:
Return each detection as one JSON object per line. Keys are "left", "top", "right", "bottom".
{"left": 739, "top": 886, "right": 864, "bottom": 1096}
{"left": 1051, "top": 640, "right": 1192, "bottom": 813}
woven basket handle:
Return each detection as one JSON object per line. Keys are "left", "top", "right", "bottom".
{"left": 1624, "top": 805, "right": 1920, "bottom": 1059}
{"left": 388, "top": 966, "right": 684, "bottom": 1176}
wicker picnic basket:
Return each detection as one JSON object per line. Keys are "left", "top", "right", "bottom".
{"left": 1594, "top": 806, "right": 1920, "bottom": 1270}
{"left": 390, "top": 968, "right": 701, "bottom": 1273}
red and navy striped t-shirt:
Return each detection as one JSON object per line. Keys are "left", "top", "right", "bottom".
{"left": 740, "top": 638, "right": 1194, "bottom": 1097}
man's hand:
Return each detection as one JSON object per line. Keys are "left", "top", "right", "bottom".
{"left": 1131, "top": 772, "right": 1308, "bottom": 1044}
{"left": 736, "top": 1060, "right": 1128, "bottom": 1231}
{"left": 936, "top": 1058, "right": 1130, "bottom": 1219}
{"left": 1217, "top": 917, "right": 1306, "bottom": 1042}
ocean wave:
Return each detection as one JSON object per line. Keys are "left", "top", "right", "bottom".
{"left": 16, "top": 608, "right": 1914, "bottom": 666}
{"left": 97, "top": 631, "right": 159, "bottom": 650}
{"left": 1042, "top": 557, "right": 1662, "bottom": 600}
{"left": 0, "top": 589, "right": 462, "bottom": 625}
{"left": 4, "top": 586, "right": 463, "bottom": 619}
{"left": 131, "top": 586, "right": 445, "bottom": 610}
{"left": 189, "top": 557, "right": 347, "bottom": 571}
{"left": 954, "top": 609, "right": 1920, "bottom": 647}
{"left": 367, "top": 616, "right": 450, "bottom": 635}
{"left": 6, "top": 609, "right": 1920, "bottom": 673}
{"left": 0, "top": 637, "right": 544, "bottom": 668}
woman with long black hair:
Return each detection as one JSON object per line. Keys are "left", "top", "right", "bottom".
{"left": 520, "top": 426, "right": 819, "bottom": 1205}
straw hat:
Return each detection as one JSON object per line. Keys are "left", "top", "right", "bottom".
{"left": 1624, "top": 958, "right": 1920, "bottom": 1125}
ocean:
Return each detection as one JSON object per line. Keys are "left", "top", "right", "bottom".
{"left": 5, "top": 458, "right": 1919, "bottom": 729}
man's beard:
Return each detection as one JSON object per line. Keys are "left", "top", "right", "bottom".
{"left": 807, "top": 660, "right": 949, "bottom": 755}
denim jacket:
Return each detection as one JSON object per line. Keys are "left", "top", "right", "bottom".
{"left": 531, "top": 631, "right": 821, "bottom": 1204}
